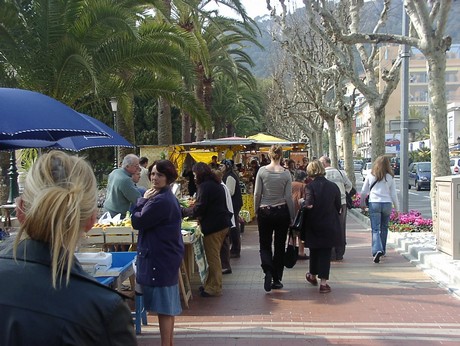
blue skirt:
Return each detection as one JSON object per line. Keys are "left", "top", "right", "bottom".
{"left": 142, "top": 284, "right": 182, "bottom": 316}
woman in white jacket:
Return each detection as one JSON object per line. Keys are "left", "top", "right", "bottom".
{"left": 360, "top": 155, "right": 399, "bottom": 263}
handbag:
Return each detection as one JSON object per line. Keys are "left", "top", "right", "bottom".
{"left": 291, "top": 207, "right": 306, "bottom": 233}
{"left": 284, "top": 228, "right": 298, "bottom": 268}
{"left": 346, "top": 187, "right": 357, "bottom": 209}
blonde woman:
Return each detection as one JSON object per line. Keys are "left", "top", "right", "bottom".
{"left": 302, "top": 160, "right": 342, "bottom": 293}
{"left": 360, "top": 155, "right": 399, "bottom": 263}
{"left": 254, "top": 145, "right": 295, "bottom": 292}
{"left": 0, "top": 151, "right": 136, "bottom": 346}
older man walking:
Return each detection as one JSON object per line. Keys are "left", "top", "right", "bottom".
{"left": 319, "top": 156, "right": 353, "bottom": 261}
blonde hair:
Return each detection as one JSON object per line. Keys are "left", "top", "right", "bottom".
{"left": 14, "top": 150, "right": 97, "bottom": 288}
{"left": 268, "top": 144, "right": 283, "bottom": 161}
{"left": 371, "top": 155, "right": 394, "bottom": 181}
{"left": 307, "top": 159, "right": 326, "bottom": 178}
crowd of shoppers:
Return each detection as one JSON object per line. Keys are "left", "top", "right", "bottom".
{"left": 0, "top": 151, "right": 137, "bottom": 345}
{"left": 2, "top": 147, "right": 399, "bottom": 345}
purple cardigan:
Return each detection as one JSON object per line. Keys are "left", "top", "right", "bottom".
{"left": 131, "top": 187, "right": 184, "bottom": 287}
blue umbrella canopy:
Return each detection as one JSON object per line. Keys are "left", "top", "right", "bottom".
{"left": 0, "top": 88, "right": 110, "bottom": 140}
{"left": 49, "top": 113, "right": 134, "bottom": 151}
{"left": 0, "top": 114, "right": 133, "bottom": 151}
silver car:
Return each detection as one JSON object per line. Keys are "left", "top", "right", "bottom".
{"left": 353, "top": 160, "right": 363, "bottom": 171}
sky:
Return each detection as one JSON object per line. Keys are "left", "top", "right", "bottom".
{"left": 205, "top": 0, "right": 305, "bottom": 19}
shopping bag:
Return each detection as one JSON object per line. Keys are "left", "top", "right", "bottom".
{"left": 284, "top": 228, "right": 298, "bottom": 269}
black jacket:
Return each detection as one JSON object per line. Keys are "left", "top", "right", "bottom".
{"left": 183, "top": 179, "right": 232, "bottom": 236}
{"left": 223, "top": 170, "right": 243, "bottom": 213}
{"left": 302, "top": 176, "right": 342, "bottom": 248}
{"left": 0, "top": 239, "right": 137, "bottom": 346}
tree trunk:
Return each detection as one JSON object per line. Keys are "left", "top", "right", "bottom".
{"left": 325, "top": 117, "right": 338, "bottom": 168}
{"left": 158, "top": 98, "right": 172, "bottom": 145}
{"left": 370, "top": 105, "right": 386, "bottom": 162}
{"left": 157, "top": 0, "right": 173, "bottom": 146}
{"left": 341, "top": 115, "right": 355, "bottom": 187}
{"left": 427, "top": 51, "right": 450, "bottom": 212}
{"left": 182, "top": 112, "right": 191, "bottom": 143}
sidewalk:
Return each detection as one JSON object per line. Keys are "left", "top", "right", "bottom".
{"left": 350, "top": 208, "right": 460, "bottom": 298}
{"left": 137, "top": 213, "right": 460, "bottom": 345}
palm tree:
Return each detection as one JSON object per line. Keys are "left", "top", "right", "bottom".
{"left": 188, "top": 14, "right": 262, "bottom": 139}
{"left": 154, "top": 0, "right": 260, "bottom": 143}
{"left": 0, "top": 0, "right": 205, "bottom": 150}
{"left": 211, "top": 75, "right": 263, "bottom": 137}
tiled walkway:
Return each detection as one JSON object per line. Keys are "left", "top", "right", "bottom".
{"left": 137, "top": 213, "right": 460, "bottom": 345}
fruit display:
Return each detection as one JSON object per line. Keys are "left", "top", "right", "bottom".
{"left": 93, "top": 211, "right": 132, "bottom": 228}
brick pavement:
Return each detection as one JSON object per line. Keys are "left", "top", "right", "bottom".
{"left": 137, "top": 213, "right": 460, "bottom": 345}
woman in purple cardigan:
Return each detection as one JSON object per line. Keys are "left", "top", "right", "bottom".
{"left": 131, "top": 160, "right": 184, "bottom": 346}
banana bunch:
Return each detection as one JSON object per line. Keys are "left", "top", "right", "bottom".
{"left": 120, "top": 218, "right": 132, "bottom": 227}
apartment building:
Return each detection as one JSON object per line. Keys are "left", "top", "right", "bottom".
{"left": 341, "top": 44, "right": 460, "bottom": 159}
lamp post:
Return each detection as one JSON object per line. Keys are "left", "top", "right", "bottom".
{"left": 7, "top": 151, "right": 19, "bottom": 204}
{"left": 109, "top": 97, "right": 118, "bottom": 168}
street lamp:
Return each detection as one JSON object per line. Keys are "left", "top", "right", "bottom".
{"left": 7, "top": 151, "right": 19, "bottom": 204}
{"left": 109, "top": 97, "right": 118, "bottom": 168}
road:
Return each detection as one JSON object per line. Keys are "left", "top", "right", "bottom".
{"left": 353, "top": 172, "right": 432, "bottom": 219}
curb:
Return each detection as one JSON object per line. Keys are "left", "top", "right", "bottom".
{"left": 348, "top": 208, "right": 460, "bottom": 298}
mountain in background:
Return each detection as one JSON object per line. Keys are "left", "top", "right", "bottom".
{"left": 245, "top": 1, "right": 460, "bottom": 79}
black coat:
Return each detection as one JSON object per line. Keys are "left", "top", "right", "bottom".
{"left": 183, "top": 179, "right": 232, "bottom": 236}
{"left": 0, "top": 240, "right": 137, "bottom": 346}
{"left": 302, "top": 176, "right": 342, "bottom": 248}
{"left": 223, "top": 170, "right": 243, "bottom": 212}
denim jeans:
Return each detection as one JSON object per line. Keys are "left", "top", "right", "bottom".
{"left": 368, "top": 202, "right": 393, "bottom": 256}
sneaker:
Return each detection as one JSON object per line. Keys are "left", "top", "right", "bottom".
{"left": 373, "top": 251, "right": 383, "bottom": 263}
{"left": 319, "top": 284, "right": 331, "bottom": 293}
{"left": 222, "top": 268, "right": 232, "bottom": 275}
{"left": 230, "top": 253, "right": 240, "bottom": 259}
{"left": 271, "top": 281, "right": 283, "bottom": 289}
{"left": 264, "top": 272, "right": 272, "bottom": 292}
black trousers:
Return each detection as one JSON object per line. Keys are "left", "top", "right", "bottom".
{"left": 309, "top": 248, "right": 332, "bottom": 280}
{"left": 257, "top": 204, "right": 290, "bottom": 282}
{"left": 230, "top": 207, "right": 241, "bottom": 255}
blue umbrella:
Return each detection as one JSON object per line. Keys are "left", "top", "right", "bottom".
{"left": 0, "top": 114, "right": 133, "bottom": 151}
{"left": 49, "top": 113, "right": 134, "bottom": 152}
{"left": 0, "top": 88, "right": 110, "bottom": 140}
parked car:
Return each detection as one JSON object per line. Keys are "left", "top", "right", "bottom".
{"left": 353, "top": 159, "right": 364, "bottom": 171}
{"left": 450, "top": 157, "right": 460, "bottom": 175}
{"left": 390, "top": 157, "right": 400, "bottom": 175}
{"left": 408, "top": 162, "right": 431, "bottom": 191}
{"left": 361, "top": 162, "right": 372, "bottom": 181}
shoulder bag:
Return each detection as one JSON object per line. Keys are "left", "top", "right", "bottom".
{"left": 365, "top": 180, "right": 378, "bottom": 207}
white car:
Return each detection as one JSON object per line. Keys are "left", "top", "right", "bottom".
{"left": 450, "top": 157, "right": 460, "bottom": 175}
{"left": 362, "top": 162, "right": 372, "bottom": 181}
